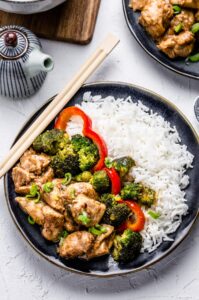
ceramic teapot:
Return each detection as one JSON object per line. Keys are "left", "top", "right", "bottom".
{"left": 0, "top": 25, "right": 54, "bottom": 98}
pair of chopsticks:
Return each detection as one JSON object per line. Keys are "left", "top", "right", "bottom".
{"left": 0, "top": 34, "right": 120, "bottom": 179}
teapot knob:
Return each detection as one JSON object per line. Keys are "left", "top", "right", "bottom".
{"left": 4, "top": 32, "right": 18, "bottom": 47}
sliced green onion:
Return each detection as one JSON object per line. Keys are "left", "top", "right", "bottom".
{"left": 28, "top": 216, "right": 35, "bottom": 225}
{"left": 191, "top": 23, "right": 199, "bottom": 34}
{"left": 188, "top": 53, "right": 199, "bottom": 62}
{"left": 59, "top": 229, "right": 68, "bottom": 240}
{"left": 62, "top": 172, "right": 72, "bottom": 185}
{"left": 148, "top": 210, "right": 161, "bottom": 219}
{"left": 174, "top": 23, "right": 183, "bottom": 34}
{"left": 26, "top": 184, "right": 40, "bottom": 202}
{"left": 105, "top": 157, "right": 113, "bottom": 168}
{"left": 89, "top": 225, "right": 107, "bottom": 236}
{"left": 78, "top": 211, "right": 91, "bottom": 225}
{"left": 173, "top": 5, "right": 181, "bottom": 15}
{"left": 43, "top": 182, "right": 54, "bottom": 193}
{"left": 69, "top": 188, "right": 76, "bottom": 199}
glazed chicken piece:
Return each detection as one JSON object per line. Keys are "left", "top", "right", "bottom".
{"left": 139, "top": 0, "right": 173, "bottom": 40}
{"left": 12, "top": 166, "right": 33, "bottom": 194}
{"left": 20, "top": 148, "right": 50, "bottom": 175}
{"left": 170, "top": 0, "right": 199, "bottom": 9}
{"left": 64, "top": 208, "right": 80, "bottom": 232}
{"left": 70, "top": 194, "right": 106, "bottom": 227}
{"left": 129, "top": 0, "right": 147, "bottom": 11}
{"left": 42, "top": 179, "right": 66, "bottom": 213}
{"left": 58, "top": 231, "right": 94, "bottom": 259}
{"left": 42, "top": 206, "right": 64, "bottom": 242}
{"left": 16, "top": 197, "right": 45, "bottom": 225}
{"left": 12, "top": 148, "right": 52, "bottom": 195}
{"left": 65, "top": 182, "right": 98, "bottom": 203}
{"left": 16, "top": 197, "right": 64, "bottom": 242}
{"left": 34, "top": 167, "right": 54, "bottom": 186}
{"left": 158, "top": 31, "right": 195, "bottom": 58}
{"left": 87, "top": 225, "right": 115, "bottom": 259}
{"left": 167, "top": 9, "right": 195, "bottom": 34}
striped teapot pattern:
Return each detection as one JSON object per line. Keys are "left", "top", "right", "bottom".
{"left": 0, "top": 25, "right": 54, "bottom": 99}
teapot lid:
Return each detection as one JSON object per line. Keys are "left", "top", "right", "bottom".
{"left": 0, "top": 28, "right": 28, "bottom": 60}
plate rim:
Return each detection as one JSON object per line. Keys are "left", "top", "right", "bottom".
{"left": 122, "top": 0, "right": 199, "bottom": 80}
{"left": 4, "top": 81, "right": 199, "bottom": 277}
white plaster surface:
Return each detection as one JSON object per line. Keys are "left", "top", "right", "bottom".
{"left": 0, "top": 1, "right": 199, "bottom": 299}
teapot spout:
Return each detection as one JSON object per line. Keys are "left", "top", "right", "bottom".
{"left": 25, "top": 48, "right": 54, "bottom": 77}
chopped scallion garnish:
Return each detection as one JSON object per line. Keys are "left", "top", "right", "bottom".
{"left": 173, "top": 5, "right": 181, "bottom": 15}
{"left": 62, "top": 172, "right": 72, "bottom": 185}
{"left": 148, "top": 210, "right": 161, "bottom": 219}
{"left": 28, "top": 216, "right": 35, "bottom": 225}
{"left": 174, "top": 23, "right": 183, "bottom": 34}
{"left": 43, "top": 182, "right": 54, "bottom": 193}
{"left": 78, "top": 211, "right": 91, "bottom": 225}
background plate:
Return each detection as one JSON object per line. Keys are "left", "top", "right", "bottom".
{"left": 4, "top": 82, "right": 199, "bottom": 277}
{"left": 123, "top": 0, "right": 199, "bottom": 79}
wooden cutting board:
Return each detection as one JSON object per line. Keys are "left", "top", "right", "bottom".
{"left": 0, "top": 0, "right": 101, "bottom": 44}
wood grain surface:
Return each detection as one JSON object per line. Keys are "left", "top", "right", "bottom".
{"left": 0, "top": 0, "right": 101, "bottom": 44}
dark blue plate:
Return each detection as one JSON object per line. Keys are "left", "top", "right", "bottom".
{"left": 123, "top": 0, "right": 199, "bottom": 79}
{"left": 4, "top": 82, "right": 199, "bottom": 277}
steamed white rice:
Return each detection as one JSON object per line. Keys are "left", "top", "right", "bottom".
{"left": 67, "top": 92, "right": 194, "bottom": 253}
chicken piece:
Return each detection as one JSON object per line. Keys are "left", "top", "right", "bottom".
{"left": 87, "top": 225, "right": 115, "bottom": 259}
{"left": 168, "top": 9, "right": 195, "bottom": 34}
{"left": 64, "top": 208, "right": 80, "bottom": 232}
{"left": 58, "top": 231, "right": 94, "bottom": 259}
{"left": 65, "top": 182, "right": 98, "bottom": 203}
{"left": 12, "top": 166, "right": 33, "bottom": 193}
{"left": 16, "top": 197, "right": 45, "bottom": 225}
{"left": 42, "top": 206, "right": 64, "bottom": 242}
{"left": 42, "top": 179, "right": 66, "bottom": 213}
{"left": 158, "top": 31, "right": 195, "bottom": 58}
{"left": 20, "top": 148, "right": 50, "bottom": 175}
{"left": 34, "top": 167, "right": 54, "bottom": 185}
{"left": 139, "top": 0, "right": 173, "bottom": 40}
{"left": 16, "top": 197, "right": 64, "bottom": 242}
{"left": 170, "top": 0, "right": 199, "bottom": 9}
{"left": 70, "top": 194, "right": 106, "bottom": 227}
{"left": 129, "top": 0, "right": 147, "bottom": 11}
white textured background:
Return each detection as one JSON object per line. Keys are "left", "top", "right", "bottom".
{"left": 0, "top": 1, "right": 199, "bottom": 299}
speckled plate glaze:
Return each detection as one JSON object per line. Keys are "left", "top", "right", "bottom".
{"left": 123, "top": 0, "right": 199, "bottom": 79}
{"left": 4, "top": 82, "right": 199, "bottom": 277}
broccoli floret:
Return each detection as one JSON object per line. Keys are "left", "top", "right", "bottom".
{"left": 78, "top": 143, "right": 99, "bottom": 171}
{"left": 33, "top": 129, "right": 69, "bottom": 155}
{"left": 75, "top": 171, "right": 93, "bottom": 182}
{"left": 121, "top": 183, "right": 143, "bottom": 200}
{"left": 51, "top": 144, "right": 80, "bottom": 177}
{"left": 71, "top": 134, "right": 99, "bottom": 171}
{"left": 112, "top": 156, "right": 135, "bottom": 178}
{"left": 120, "top": 183, "right": 156, "bottom": 207}
{"left": 112, "top": 229, "right": 142, "bottom": 263}
{"left": 101, "top": 194, "right": 130, "bottom": 227}
{"left": 139, "top": 186, "right": 156, "bottom": 207}
{"left": 71, "top": 134, "right": 92, "bottom": 151}
{"left": 90, "top": 170, "right": 110, "bottom": 193}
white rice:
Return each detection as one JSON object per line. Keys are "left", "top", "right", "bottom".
{"left": 67, "top": 92, "right": 194, "bottom": 253}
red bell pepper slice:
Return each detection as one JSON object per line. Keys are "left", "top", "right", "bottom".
{"left": 54, "top": 106, "right": 92, "bottom": 132}
{"left": 103, "top": 167, "right": 121, "bottom": 195}
{"left": 117, "top": 200, "right": 145, "bottom": 232}
{"left": 54, "top": 106, "right": 108, "bottom": 171}
{"left": 86, "top": 129, "right": 108, "bottom": 171}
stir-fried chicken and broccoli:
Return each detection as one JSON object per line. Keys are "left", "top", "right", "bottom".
{"left": 129, "top": 0, "right": 199, "bottom": 61}
{"left": 12, "top": 106, "right": 158, "bottom": 263}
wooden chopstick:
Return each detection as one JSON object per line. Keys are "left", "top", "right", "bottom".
{"left": 0, "top": 33, "right": 120, "bottom": 179}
